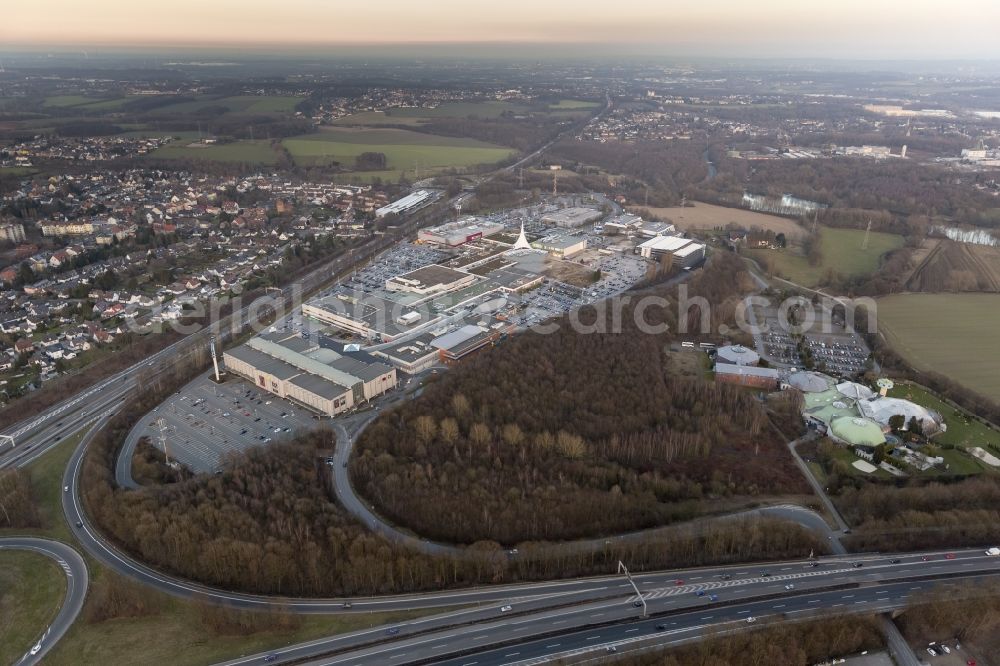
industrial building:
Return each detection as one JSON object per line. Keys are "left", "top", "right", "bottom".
{"left": 636, "top": 235, "right": 705, "bottom": 266}
{"left": 417, "top": 217, "right": 505, "bottom": 247}
{"left": 533, "top": 233, "right": 587, "bottom": 259}
{"left": 430, "top": 320, "right": 514, "bottom": 364}
{"left": 542, "top": 207, "right": 603, "bottom": 228}
{"left": 223, "top": 331, "right": 396, "bottom": 416}
{"left": 373, "top": 332, "right": 441, "bottom": 374}
{"left": 385, "top": 265, "right": 478, "bottom": 296}
{"left": 375, "top": 189, "right": 439, "bottom": 218}
{"left": 302, "top": 290, "right": 431, "bottom": 343}
{"left": 714, "top": 362, "right": 780, "bottom": 389}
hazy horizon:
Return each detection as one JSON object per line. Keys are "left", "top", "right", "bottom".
{"left": 4, "top": 0, "right": 1000, "bottom": 60}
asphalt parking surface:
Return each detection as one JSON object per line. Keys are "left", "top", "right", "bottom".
{"left": 135, "top": 372, "right": 318, "bottom": 473}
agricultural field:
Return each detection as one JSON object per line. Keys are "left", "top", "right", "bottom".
{"left": 748, "top": 225, "right": 904, "bottom": 287}
{"left": 42, "top": 95, "right": 105, "bottom": 107}
{"left": 904, "top": 239, "right": 1000, "bottom": 292}
{"left": 635, "top": 201, "right": 808, "bottom": 240}
{"left": 146, "top": 138, "right": 280, "bottom": 164}
{"left": 282, "top": 126, "right": 515, "bottom": 173}
{"left": 150, "top": 95, "right": 302, "bottom": 115}
{"left": 547, "top": 99, "right": 601, "bottom": 109}
{"left": 877, "top": 293, "right": 1000, "bottom": 402}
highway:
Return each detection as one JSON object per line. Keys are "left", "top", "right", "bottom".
{"left": 0, "top": 537, "right": 88, "bottom": 666}
{"left": 219, "top": 550, "right": 1000, "bottom": 666}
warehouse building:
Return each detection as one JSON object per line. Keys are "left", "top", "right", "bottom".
{"left": 636, "top": 235, "right": 706, "bottom": 266}
{"left": 542, "top": 207, "right": 603, "bottom": 228}
{"left": 671, "top": 242, "right": 707, "bottom": 268}
{"left": 714, "top": 362, "right": 780, "bottom": 389}
{"left": 385, "top": 264, "right": 478, "bottom": 296}
{"left": 373, "top": 332, "right": 441, "bottom": 374}
{"left": 375, "top": 189, "right": 439, "bottom": 218}
{"left": 532, "top": 233, "right": 587, "bottom": 259}
{"left": 431, "top": 320, "right": 514, "bottom": 364}
{"left": 417, "top": 217, "right": 505, "bottom": 247}
{"left": 223, "top": 332, "right": 396, "bottom": 416}
{"left": 302, "top": 290, "right": 431, "bottom": 343}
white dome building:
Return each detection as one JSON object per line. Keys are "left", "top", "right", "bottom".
{"left": 716, "top": 344, "right": 760, "bottom": 367}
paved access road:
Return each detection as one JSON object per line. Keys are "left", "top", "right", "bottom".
{"left": 0, "top": 537, "right": 88, "bottom": 666}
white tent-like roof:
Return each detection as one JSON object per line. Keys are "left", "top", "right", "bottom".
{"left": 837, "top": 381, "right": 875, "bottom": 401}
{"left": 787, "top": 371, "right": 832, "bottom": 393}
{"left": 858, "top": 397, "right": 941, "bottom": 432}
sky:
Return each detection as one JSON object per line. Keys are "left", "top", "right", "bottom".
{"left": 4, "top": 0, "right": 1000, "bottom": 59}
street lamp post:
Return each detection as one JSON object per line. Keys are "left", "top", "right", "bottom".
{"left": 618, "top": 560, "right": 647, "bottom": 618}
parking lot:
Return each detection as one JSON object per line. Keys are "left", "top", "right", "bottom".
{"left": 339, "top": 243, "right": 448, "bottom": 294}
{"left": 132, "top": 371, "right": 317, "bottom": 473}
{"left": 804, "top": 334, "right": 869, "bottom": 375}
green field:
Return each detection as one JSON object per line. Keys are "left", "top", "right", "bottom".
{"left": 888, "top": 382, "right": 1000, "bottom": 450}
{"left": 153, "top": 95, "right": 302, "bottom": 115}
{"left": 43, "top": 95, "right": 105, "bottom": 107}
{"left": 878, "top": 293, "right": 1000, "bottom": 402}
{"left": 548, "top": 99, "right": 601, "bottom": 109}
{"left": 749, "top": 225, "right": 904, "bottom": 287}
{"left": 0, "top": 551, "right": 66, "bottom": 666}
{"left": 283, "top": 127, "right": 515, "bottom": 172}
{"left": 148, "top": 138, "right": 280, "bottom": 164}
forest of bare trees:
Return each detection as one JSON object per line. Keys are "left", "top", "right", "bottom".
{"left": 835, "top": 477, "right": 1000, "bottom": 552}
{"left": 607, "top": 615, "right": 884, "bottom": 666}
{"left": 900, "top": 580, "right": 1000, "bottom": 655}
{"left": 550, "top": 139, "right": 709, "bottom": 205}
{"left": 699, "top": 156, "right": 1000, "bottom": 227}
{"left": 351, "top": 253, "right": 808, "bottom": 545}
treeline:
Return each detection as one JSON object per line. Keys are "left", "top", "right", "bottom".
{"left": 549, "top": 139, "right": 708, "bottom": 205}
{"left": 703, "top": 156, "right": 1000, "bottom": 227}
{"left": 602, "top": 615, "right": 884, "bottom": 666}
{"left": 0, "top": 468, "right": 40, "bottom": 528}
{"left": 899, "top": 580, "right": 1000, "bottom": 647}
{"left": 837, "top": 477, "right": 1000, "bottom": 552}
{"left": 130, "top": 437, "right": 192, "bottom": 486}
{"left": 352, "top": 253, "right": 807, "bottom": 545}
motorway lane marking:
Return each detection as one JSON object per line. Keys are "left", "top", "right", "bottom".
{"left": 545, "top": 644, "right": 561, "bottom": 648}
